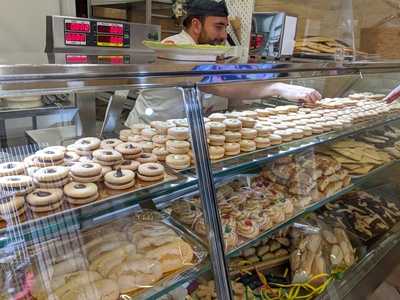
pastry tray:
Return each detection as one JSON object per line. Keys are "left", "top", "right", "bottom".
{"left": 22, "top": 210, "right": 208, "bottom": 300}
{"left": 0, "top": 166, "right": 184, "bottom": 233}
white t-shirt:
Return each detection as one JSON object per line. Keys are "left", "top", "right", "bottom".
{"left": 125, "top": 31, "right": 227, "bottom": 126}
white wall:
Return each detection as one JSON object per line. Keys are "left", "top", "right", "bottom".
{"left": 0, "top": 0, "right": 75, "bottom": 52}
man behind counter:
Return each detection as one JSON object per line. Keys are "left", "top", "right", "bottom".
{"left": 125, "top": 0, "right": 322, "bottom": 126}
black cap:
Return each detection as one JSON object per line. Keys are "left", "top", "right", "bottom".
{"left": 186, "top": 0, "right": 229, "bottom": 18}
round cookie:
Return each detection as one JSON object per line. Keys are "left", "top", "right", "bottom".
{"left": 274, "top": 130, "right": 293, "bottom": 142}
{"left": 137, "top": 163, "right": 165, "bottom": 182}
{"left": 254, "top": 125, "right": 274, "bottom": 137}
{"left": 35, "top": 149, "right": 64, "bottom": 165}
{"left": 100, "top": 139, "right": 122, "bottom": 149}
{"left": 42, "top": 146, "right": 67, "bottom": 153}
{"left": 0, "top": 162, "right": 25, "bottom": 177}
{"left": 150, "top": 121, "right": 175, "bottom": 135}
{"left": 269, "top": 134, "right": 283, "bottom": 145}
{"left": 26, "top": 188, "right": 64, "bottom": 213}
{"left": 34, "top": 166, "right": 69, "bottom": 182}
{"left": 130, "top": 123, "right": 150, "bottom": 134}
{"left": 75, "top": 137, "right": 101, "bottom": 151}
{"left": 0, "top": 193, "right": 25, "bottom": 220}
{"left": 141, "top": 128, "right": 158, "bottom": 141}
{"left": 238, "top": 117, "right": 256, "bottom": 128}
{"left": 138, "top": 163, "right": 164, "bottom": 177}
{"left": 135, "top": 153, "right": 158, "bottom": 164}
{"left": 207, "top": 122, "right": 226, "bottom": 135}
{"left": 0, "top": 175, "right": 35, "bottom": 195}
{"left": 254, "top": 137, "right": 271, "bottom": 148}
{"left": 92, "top": 149, "right": 123, "bottom": 166}
{"left": 240, "top": 140, "right": 256, "bottom": 152}
{"left": 152, "top": 135, "right": 169, "bottom": 145}
{"left": 70, "top": 162, "right": 102, "bottom": 183}
{"left": 208, "top": 135, "right": 225, "bottom": 146}
{"left": 64, "top": 152, "right": 80, "bottom": 166}
{"left": 152, "top": 147, "right": 169, "bottom": 161}
{"left": 166, "top": 140, "right": 190, "bottom": 154}
{"left": 116, "top": 160, "right": 140, "bottom": 171}
{"left": 165, "top": 154, "right": 191, "bottom": 170}
{"left": 63, "top": 182, "right": 99, "bottom": 205}
{"left": 224, "top": 143, "right": 240, "bottom": 156}
{"left": 115, "top": 142, "right": 142, "bottom": 157}
{"left": 241, "top": 110, "right": 257, "bottom": 119}
{"left": 104, "top": 169, "right": 136, "bottom": 190}
{"left": 240, "top": 128, "right": 257, "bottom": 140}
{"left": 172, "top": 118, "right": 189, "bottom": 127}
{"left": 224, "top": 131, "right": 241, "bottom": 143}
{"left": 140, "top": 141, "right": 154, "bottom": 153}
{"left": 208, "top": 113, "right": 227, "bottom": 123}
{"left": 223, "top": 119, "right": 242, "bottom": 132}
{"left": 168, "top": 127, "right": 189, "bottom": 141}
{"left": 209, "top": 146, "right": 225, "bottom": 160}
{"left": 119, "top": 129, "right": 133, "bottom": 142}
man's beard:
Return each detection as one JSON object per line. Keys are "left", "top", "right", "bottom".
{"left": 198, "top": 30, "right": 224, "bottom": 45}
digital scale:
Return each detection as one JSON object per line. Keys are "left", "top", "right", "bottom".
{"left": 45, "top": 15, "right": 160, "bottom": 64}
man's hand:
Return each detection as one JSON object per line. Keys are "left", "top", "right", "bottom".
{"left": 271, "top": 83, "right": 322, "bottom": 105}
{"left": 384, "top": 84, "right": 400, "bottom": 104}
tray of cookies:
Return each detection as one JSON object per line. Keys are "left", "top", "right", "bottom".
{"left": 16, "top": 210, "right": 207, "bottom": 300}
{"left": 120, "top": 94, "right": 400, "bottom": 173}
{"left": 318, "top": 138, "right": 395, "bottom": 177}
{"left": 0, "top": 137, "right": 187, "bottom": 230}
{"left": 316, "top": 188, "right": 400, "bottom": 242}
{"left": 165, "top": 152, "right": 352, "bottom": 253}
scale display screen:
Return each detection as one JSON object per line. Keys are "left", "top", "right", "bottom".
{"left": 63, "top": 19, "right": 130, "bottom": 48}
{"left": 97, "top": 22, "right": 124, "bottom": 35}
{"left": 65, "top": 32, "right": 87, "bottom": 45}
{"left": 65, "top": 20, "right": 90, "bottom": 33}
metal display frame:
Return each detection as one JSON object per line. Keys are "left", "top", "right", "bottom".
{"left": 1, "top": 60, "right": 400, "bottom": 299}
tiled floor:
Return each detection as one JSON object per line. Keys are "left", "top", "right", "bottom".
{"left": 368, "top": 265, "right": 400, "bottom": 300}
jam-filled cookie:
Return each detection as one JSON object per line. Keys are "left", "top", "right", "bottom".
{"left": 104, "top": 168, "right": 135, "bottom": 190}
{"left": 115, "top": 142, "right": 142, "bottom": 160}
{"left": 137, "top": 163, "right": 165, "bottom": 182}
{"left": 0, "top": 162, "right": 25, "bottom": 176}
{"left": 92, "top": 149, "right": 123, "bottom": 166}
{"left": 33, "top": 166, "right": 70, "bottom": 188}
{"left": 0, "top": 175, "right": 35, "bottom": 195}
{"left": 0, "top": 192, "right": 25, "bottom": 220}
{"left": 70, "top": 162, "right": 102, "bottom": 183}
{"left": 63, "top": 182, "right": 99, "bottom": 205}
{"left": 115, "top": 160, "right": 140, "bottom": 172}
{"left": 100, "top": 138, "right": 122, "bottom": 149}
{"left": 26, "top": 188, "right": 64, "bottom": 213}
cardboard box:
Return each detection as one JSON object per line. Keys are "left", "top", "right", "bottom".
{"left": 93, "top": 7, "right": 127, "bottom": 21}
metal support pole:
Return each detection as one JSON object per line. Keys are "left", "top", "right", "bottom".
{"left": 182, "top": 86, "right": 233, "bottom": 300}
{"left": 146, "top": 0, "right": 152, "bottom": 24}
{"left": 75, "top": 92, "right": 97, "bottom": 137}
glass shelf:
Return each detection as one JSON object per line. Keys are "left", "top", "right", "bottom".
{"left": 0, "top": 174, "right": 197, "bottom": 248}
{"left": 225, "top": 160, "right": 399, "bottom": 258}
{"left": 210, "top": 113, "right": 400, "bottom": 179}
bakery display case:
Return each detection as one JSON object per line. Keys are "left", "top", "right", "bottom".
{"left": 1, "top": 60, "right": 400, "bottom": 300}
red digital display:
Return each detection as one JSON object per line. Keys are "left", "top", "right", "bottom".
{"left": 65, "top": 20, "right": 90, "bottom": 33}
{"left": 98, "top": 56, "right": 124, "bottom": 64}
{"left": 97, "top": 35, "right": 123, "bottom": 47}
{"left": 98, "top": 24, "right": 123, "bottom": 35}
{"left": 65, "top": 32, "right": 87, "bottom": 45}
{"left": 66, "top": 55, "right": 88, "bottom": 64}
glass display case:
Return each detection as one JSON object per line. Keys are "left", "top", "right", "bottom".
{"left": 0, "top": 58, "right": 400, "bottom": 300}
